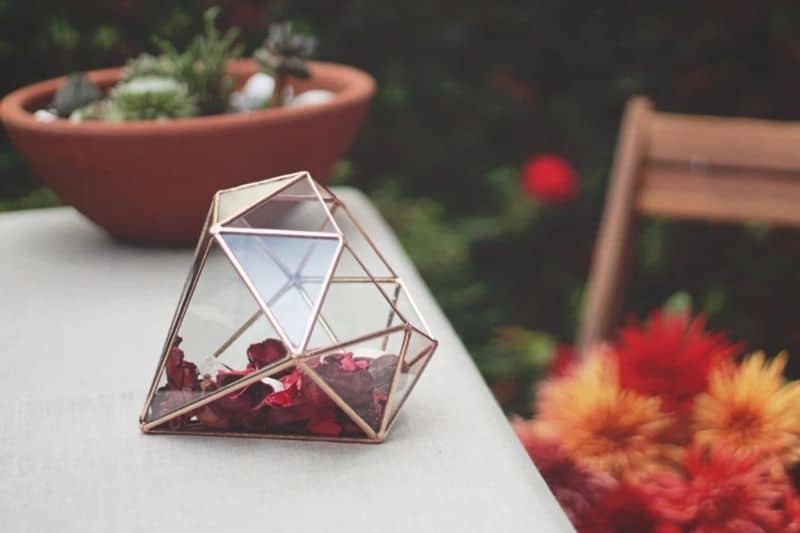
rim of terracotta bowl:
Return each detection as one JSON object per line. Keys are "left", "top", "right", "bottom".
{"left": 0, "top": 60, "right": 375, "bottom": 137}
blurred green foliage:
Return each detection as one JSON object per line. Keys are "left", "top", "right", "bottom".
{"left": 3, "top": 1, "right": 800, "bottom": 411}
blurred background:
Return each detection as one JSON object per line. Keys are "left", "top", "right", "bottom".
{"left": 3, "top": 0, "right": 800, "bottom": 414}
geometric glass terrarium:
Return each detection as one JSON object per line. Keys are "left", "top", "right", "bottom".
{"left": 139, "top": 172, "right": 437, "bottom": 442}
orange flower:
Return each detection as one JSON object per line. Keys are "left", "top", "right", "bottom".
{"left": 535, "top": 350, "right": 681, "bottom": 476}
{"left": 693, "top": 352, "right": 800, "bottom": 464}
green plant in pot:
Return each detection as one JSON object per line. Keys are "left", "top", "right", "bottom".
{"left": 153, "top": 6, "right": 242, "bottom": 115}
{"left": 59, "top": 7, "right": 241, "bottom": 122}
{"left": 46, "top": 9, "right": 326, "bottom": 122}
{"left": 0, "top": 5, "right": 375, "bottom": 243}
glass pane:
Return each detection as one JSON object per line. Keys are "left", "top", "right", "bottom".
{"left": 383, "top": 327, "right": 436, "bottom": 429}
{"left": 216, "top": 174, "right": 299, "bottom": 223}
{"left": 151, "top": 363, "right": 368, "bottom": 439}
{"left": 311, "top": 180, "right": 336, "bottom": 201}
{"left": 377, "top": 280, "right": 431, "bottom": 336}
{"left": 220, "top": 232, "right": 340, "bottom": 350}
{"left": 327, "top": 204, "right": 394, "bottom": 278}
{"left": 302, "top": 328, "right": 406, "bottom": 432}
{"left": 225, "top": 174, "right": 337, "bottom": 233}
{"left": 306, "top": 246, "right": 402, "bottom": 351}
{"left": 144, "top": 239, "right": 290, "bottom": 424}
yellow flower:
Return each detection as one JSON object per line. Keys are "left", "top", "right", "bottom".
{"left": 535, "top": 350, "right": 681, "bottom": 476}
{"left": 693, "top": 351, "right": 800, "bottom": 464}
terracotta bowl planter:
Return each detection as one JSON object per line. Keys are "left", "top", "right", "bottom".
{"left": 0, "top": 60, "right": 375, "bottom": 244}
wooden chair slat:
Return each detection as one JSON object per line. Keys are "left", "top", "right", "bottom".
{"left": 649, "top": 113, "right": 800, "bottom": 173}
{"left": 637, "top": 164, "right": 800, "bottom": 227}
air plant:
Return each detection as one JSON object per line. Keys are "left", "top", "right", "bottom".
{"left": 254, "top": 22, "right": 316, "bottom": 106}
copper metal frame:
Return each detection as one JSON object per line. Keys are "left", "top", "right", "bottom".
{"left": 139, "top": 172, "right": 438, "bottom": 443}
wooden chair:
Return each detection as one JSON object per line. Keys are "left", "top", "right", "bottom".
{"left": 577, "top": 96, "right": 800, "bottom": 352}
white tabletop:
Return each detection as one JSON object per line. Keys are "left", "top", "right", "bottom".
{"left": 0, "top": 187, "right": 571, "bottom": 532}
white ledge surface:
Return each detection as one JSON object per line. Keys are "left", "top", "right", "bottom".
{"left": 0, "top": 187, "right": 571, "bottom": 532}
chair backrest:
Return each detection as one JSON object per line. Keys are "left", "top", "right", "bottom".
{"left": 577, "top": 96, "right": 800, "bottom": 351}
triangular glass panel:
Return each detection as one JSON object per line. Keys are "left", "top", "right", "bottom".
{"left": 219, "top": 232, "right": 341, "bottom": 351}
{"left": 324, "top": 203, "right": 395, "bottom": 278}
{"left": 312, "top": 180, "right": 337, "bottom": 202}
{"left": 225, "top": 174, "right": 339, "bottom": 234}
{"left": 144, "top": 239, "right": 290, "bottom": 426}
{"left": 376, "top": 280, "right": 432, "bottom": 336}
{"left": 306, "top": 246, "right": 404, "bottom": 352}
{"left": 216, "top": 173, "right": 300, "bottom": 223}
{"left": 149, "top": 363, "right": 369, "bottom": 440}
{"left": 382, "top": 327, "right": 436, "bottom": 431}
{"left": 167, "top": 202, "right": 216, "bottom": 344}
{"left": 301, "top": 328, "right": 406, "bottom": 432}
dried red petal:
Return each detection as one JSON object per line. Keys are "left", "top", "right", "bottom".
{"left": 216, "top": 367, "right": 253, "bottom": 387}
{"left": 247, "top": 338, "right": 287, "bottom": 369}
{"left": 281, "top": 369, "right": 303, "bottom": 389}
{"left": 307, "top": 418, "right": 342, "bottom": 437}
{"left": 165, "top": 345, "right": 198, "bottom": 390}
{"left": 264, "top": 388, "right": 296, "bottom": 408}
{"left": 316, "top": 356, "right": 374, "bottom": 398}
{"left": 372, "top": 389, "right": 388, "bottom": 416}
{"left": 259, "top": 369, "right": 304, "bottom": 408}
{"left": 195, "top": 404, "right": 231, "bottom": 429}
{"left": 212, "top": 368, "right": 277, "bottom": 425}
{"left": 152, "top": 389, "right": 195, "bottom": 429}
{"left": 339, "top": 353, "right": 369, "bottom": 372}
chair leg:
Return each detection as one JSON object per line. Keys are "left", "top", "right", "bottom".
{"left": 577, "top": 97, "right": 652, "bottom": 353}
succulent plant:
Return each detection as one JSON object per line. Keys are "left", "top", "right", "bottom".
{"left": 108, "top": 77, "right": 197, "bottom": 121}
{"left": 254, "top": 22, "right": 316, "bottom": 106}
{"left": 156, "top": 7, "right": 243, "bottom": 115}
{"left": 122, "top": 53, "right": 176, "bottom": 82}
{"left": 52, "top": 72, "right": 102, "bottom": 117}
{"left": 69, "top": 99, "right": 113, "bottom": 122}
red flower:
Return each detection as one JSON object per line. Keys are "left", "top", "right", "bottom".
{"left": 247, "top": 338, "right": 287, "bottom": 369}
{"left": 582, "top": 479, "right": 685, "bottom": 533}
{"left": 548, "top": 344, "right": 576, "bottom": 378}
{"left": 512, "top": 419, "right": 615, "bottom": 527}
{"left": 783, "top": 489, "right": 800, "bottom": 532}
{"left": 616, "top": 311, "right": 740, "bottom": 413}
{"left": 682, "top": 445, "right": 788, "bottom": 532}
{"left": 520, "top": 154, "right": 579, "bottom": 203}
